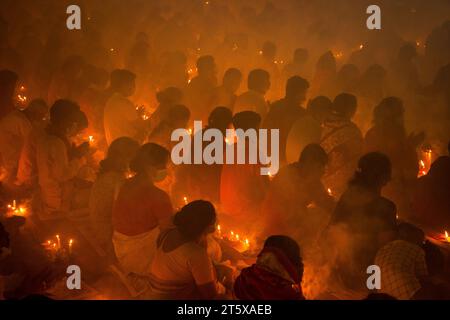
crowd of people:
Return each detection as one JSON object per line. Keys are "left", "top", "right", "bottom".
{"left": 0, "top": 0, "right": 449, "bottom": 300}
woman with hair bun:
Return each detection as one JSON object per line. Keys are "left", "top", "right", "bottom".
{"left": 147, "top": 200, "right": 221, "bottom": 300}
{"left": 112, "top": 143, "right": 173, "bottom": 276}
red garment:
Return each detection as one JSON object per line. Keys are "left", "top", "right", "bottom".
{"left": 112, "top": 176, "right": 173, "bottom": 236}
{"left": 234, "top": 247, "right": 304, "bottom": 300}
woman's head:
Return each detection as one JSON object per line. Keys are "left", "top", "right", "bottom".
{"left": 263, "top": 235, "right": 303, "bottom": 272}
{"left": 373, "top": 97, "right": 404, "bottom": 128}
{"left": 298, "top": 144, "right": 328, "bottom": 179}
{"left": 174, "top": 200, "right": 217, "bottom": 241}
{"left": 100, "top": 137, "right": 140, "bottom": 174}
{"left": 351, "top": 152, "right": 392, "bottom": 191}
{"left": 129, "top": 143, "right": 170, "bottom": 182}
{"left": 156, "top": 87, "right": 183, "bottom": 106}
{"left": 49, "top": 99, "right": 87, "bottom": 137}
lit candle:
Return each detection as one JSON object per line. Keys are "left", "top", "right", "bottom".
{"left": 445, "top": 231, "right": 450, "bottom": 243}
{"left": 68, "top": 239, "right": 73, "bottom": 255}
{"left": 327, "top": 188, "right": 333, "bottom": 197}
{"left": 183, "top": 196, "right": 188, "bottom": 205}
{"left": 56, "top": 235, "right": 61, "bottom": 250}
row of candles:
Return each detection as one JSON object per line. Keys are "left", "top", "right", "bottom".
{"left": 6, "top": 200, "right": 27, "bottom": 217}
{"left": 42, "top": 234, "right": 74, "bottom": 261}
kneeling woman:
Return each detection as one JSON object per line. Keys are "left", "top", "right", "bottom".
{"left": 147, "top": 200, "right": 221, "bottom": 299}
{"left": 112, "top": 143, "right": 173, "bottom": 276}
{"left": 234, "top": 235, "right": 305, "bottom": 300}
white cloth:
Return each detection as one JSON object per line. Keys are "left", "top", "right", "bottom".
{"left": 113, "top": 228, "right": 160, "bottom": 276}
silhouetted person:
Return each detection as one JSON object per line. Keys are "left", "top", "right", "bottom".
{"left": 263, "top": 76, "right": 310, "bottom": 165}
{"left": 185, "top": 55, "right": 218, "bottom": 122}
{"left": 320, "top": 93, "right": 363, "bottom": 197}
{"left": 234, "top": 69, "right": 270, "bottom": 118}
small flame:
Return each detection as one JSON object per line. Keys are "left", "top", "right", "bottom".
{"left": 217, "top": 224, "right": 221, "bottom": 231}
{"left": 88, "top": 135, "right": 94, "bottom": 143}
{"left": 359, "top": 44, "right": 364, "bottom": 50}
{"left": 327, "top": 188, "right": 333, "bottom": 196}
{"left": 183, "top": 196, "right": 188, "bottom": 205}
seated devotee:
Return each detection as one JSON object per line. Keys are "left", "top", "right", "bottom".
{"left": 184, "top": 55, "right": 218, "bottom": 122}
{"left": 148, "top": 87, "right": 183, "bottom": 135}
{"left": 320, "top": 93, "right": 363, "bottom": 197}
{"left": 35, "top": 100, "right": 90, "bottom": 219}
{"left": 261, "top": 144, "right": 335, "bottom": 245}
{"left": 375, "top": 223, "right": 441, "bottom": 300}
{"left": 147, "top": 104, "right": 190, "bottom": 151}
{"left": 220, "top": 111, "right": 268, "bottom": 234}
{"left": 286, "top": 96, "right": 332, "bottom": 164}
{"left": 0, "top": 69, "right": 18, "bottom": 119}
{"left": 147, "top": 200, "right": 222, "bottom": 300}
{"left": 328, "top": 152, "right": 397, "bottom": 292}
{"left": 364, "top": 97, "right": 423, "bottom": 214}
{"left": 210, "top": 68, "right": 242, "bottom": 111}
{"left": 0, "top": 217, "right": 65, "bottom": 299}
{"left": 234, "top": 69, "right": 271, "bottom": 119}
{"left": 234, "top": 235, "right": 305, "bottom": 300}
{"left": 0, "top": 99, "right": 48, "bottom": 189}
{"left": 263, "top": 76, "right": 309, "bottom": 165}
{"left": 410, "top": 144, "right": 450, "bottom": 230}
{"left": 89, "top": 137, "right": 140, "bottom": 260}
{"left": 112, "top": 143, "right": 173, "bottom": 276}
{"left": 103, "top": 69, "right": 140, "bottom": 145}
{"left": 173, "top": 106, "right": 233, "bottom": 205}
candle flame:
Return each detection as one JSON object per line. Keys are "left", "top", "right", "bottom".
{"left": 183, "top": 196, "right": 188, "bottom": 205}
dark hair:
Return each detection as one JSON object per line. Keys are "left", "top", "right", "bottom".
{"left": 232, "top": 111, "right": 261, "bottom": 131}
{"left": 156, "top": 87, "right": 183, "bottom": 105}
{"left": 110, "top": 69, "right": 136, "bottom": 90}
{"left": 248, "top": 69, "right": 270, "bottom": 91}
{"left": 129, "top": 143, "right": 169, "bottom": 174}
{"left": 208, "top": 106, "right": 232, "bottom": 129}
{"left": 286, "top": 76, "right": 309, "bottom": 97}
{"left": 196, "top": 55, "right": 215, "bottom": 72}
{"left": 373, "top": 97, "right": 404, "bottom": 126}
{"left": 350, "top": 152, "right": 391, "bottom": 189}
{"left": 167, "top": 104, "right": 190, "bottom": 123}
{"left": 75, "top": 109, "right": 88, "bottom": 130}
{"left": 99, "top": 137, "right": 140, "bottom": 174}
{"left": 333, "top": 93, "right": 357, "bottom": 119}
{"left": 263, "top": 235, "right": 302, "bottom": 269}
{"left": 307, "top": 96, "right": 332, "bottom": 114}
{"left": 223, "top": 68, "right": 242, "bottom": 85}
{"left": 49, "top": 99, "right": 83, "bottom": 131}
{"left": 174, "top": 200, "right": 216, "bottom": 241}
{"left": 299, "top": 144, "right": 328, "bottom": 166}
